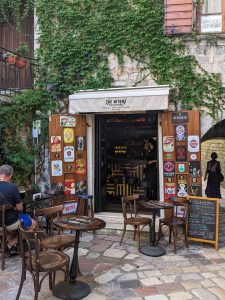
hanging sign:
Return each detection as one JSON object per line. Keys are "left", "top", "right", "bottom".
{"left": 51, "top": 160, "right": 63, "bottom": 176}
{"left": 189, "top": 161, "right": 201, "bottom": 177}
{"left": 64, "top": 178, "right": 76, "bottom": 195}
{"left": 76, "top": 159, "right": 86, "bottom": 174}
{"left": 188, "top": 136, "right": 199, "bottom": 152}
{"left": 164, "top": 161, "right": 175, "bottom": 177}
{"left": 175, "top": 125, "right": 186, "bottom": 142}
{"left": 163, "top": 136, "right": 174, "bottom": 152}
{"left": 64, "top": 146, "right": 75, "bottom": 162}
{"left": 60, "top": 116, "right": 76, "bottom": 127}
{"left": 176, "top": 146, "right": 187, "bottom": 162}
{"left": 189, "top": 185, "right": 202, "bottom": 196}
{"left": 172, "top": 112, "right": 188, "bottom": 124}
{"left": 64, "top": 128, "right": 74, "bottom": 143}
{"left": 76, "top": 136, "right": 85, "bottom": 151}
{"left": 76, "top": 181, "right": 87, "bottom": 194}
{"left": 51, "top": 136, "right": 62, "bottom": 152}
{"left": 164, "top": 182, "right": 176, "bottom": 200}
{"left": 177, "top": 174, "right": 188, "bottom": 197}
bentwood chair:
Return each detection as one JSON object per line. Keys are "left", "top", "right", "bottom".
{"left": 120, "top": 195, "right": 151, "bottom": 251}
{"left": 157, "top": 198, "right": 189, "bottom": 253}
{"left": 16, "top": 225, "right": 69, "bottom": 300}
{"left": 34, "top": 205, "right": 74, "bottom": 251}
{"left": 0, "top": 204, "right": 13, "bottom": 270}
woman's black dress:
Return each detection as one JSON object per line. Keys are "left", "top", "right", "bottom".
{"left": 205, "top": 160, "right": 222, "bottom": 198}
{"left": 144, "top": 148, "right": 157, "bottom": 199}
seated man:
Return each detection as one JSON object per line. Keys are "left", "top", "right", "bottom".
{"left": 0, "top": 165, "right": 35, "bottom": 257}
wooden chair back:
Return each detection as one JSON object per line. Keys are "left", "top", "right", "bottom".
{"left": 34, "top": 205, "right": 64, "bottom": 235}
{"left": 0, "top": 204, "right": 13, "bottom": 270}
{"left": 18, "top": 224, "right": 46, "bottom": 271}
{"left": 121, "top": 194, "right": 139, "bottom": 220}
{"left": 172, "top": 199, "right": 189, "bottom": 224}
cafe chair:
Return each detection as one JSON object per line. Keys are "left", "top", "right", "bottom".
{"left": 120, "top": 194, "right": 152, "bottom": 251}
{"left": 0, "top": 204, "right": 13, "bottom": 270}
{"left": 16, "top": 225, "right": 70, "bottom": 300}
{"left": 157, "top": 199, "right": 189, "bottom": 254}
{"left": 34, "top": 205, "right": 75, "bottom": 251}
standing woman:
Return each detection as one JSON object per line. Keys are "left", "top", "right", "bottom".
{"left": 204, "top": 152, "right": 223, "bottom": 198}
{"left": 144, "top": 138, "right": 158, "bottom": 199}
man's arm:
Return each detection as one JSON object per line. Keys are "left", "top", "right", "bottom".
{"left": 16, "top": 202, "right": 23, "bottom": 212}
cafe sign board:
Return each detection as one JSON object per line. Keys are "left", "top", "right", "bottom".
{"left": 187, "top": 196, "right": 219, "bottom": 250}
{"left": 201, "top": 15, "right": 222, "bottom": 33}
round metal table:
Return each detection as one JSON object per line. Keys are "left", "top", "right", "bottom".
{"left": 138, "top": 200, "right": 173, "bottom": 257}
{"left": 52, "top": 215, "right": 106, "bottom": 300}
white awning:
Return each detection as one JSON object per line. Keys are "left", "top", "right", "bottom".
{"left": 69, "top": 85, "right": 170, "bottom": 114}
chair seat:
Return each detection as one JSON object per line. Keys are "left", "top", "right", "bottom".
{"left": 126, "top": 217, "right": 151, "bottom": 226}
{"left": 29, "top": 251, "right": 69, "bottom": 271}
{"left": 41, "top": 234, "right": 74, "bottom": 250}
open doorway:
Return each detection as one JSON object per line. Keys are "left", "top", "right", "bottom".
{"left": 95, "top": 113, "right": 158, "bottom": 212}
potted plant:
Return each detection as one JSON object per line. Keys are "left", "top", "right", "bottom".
{"left": 6, "top": 52, "right": 17, "bottom": 65}
{"left": 15, "top": 42, "right": 29, "bottom": 69}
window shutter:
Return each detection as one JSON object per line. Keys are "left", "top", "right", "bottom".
{"left": 164, "top": 0, "right": 194, "bottom": 35}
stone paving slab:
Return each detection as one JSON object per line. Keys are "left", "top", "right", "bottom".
{"left": 1, "top": 203, "right": 225, "bottom": 299}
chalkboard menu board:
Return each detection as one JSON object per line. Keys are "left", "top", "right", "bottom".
{"left": 187, "top": 196, "right": 219, "bottom": 250}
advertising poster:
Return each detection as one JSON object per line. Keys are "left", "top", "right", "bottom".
{"left": 164, "top": 182, "right": 176, "bottom": 200}
{"left": 188, "top": 135, "right": 200, "bottom": 152}
{"left": 189, "top": 185, "right": 202, "bottom": 196}
{"left": 51, "top": 160, "right": 63, "bottom": 176}
{"left": 63, "top": 163, "right": 75, "bottom": 173}
{"left": 64, "top": 178, "right": 76, "bottom": 195}
{"left": 60, "top": 116, "right": 76, "bottom": 127}
{"left": 76, "top": 136, "right": 86, "bottom": 151}
{"left": 176, "top": 146, "right": 187, "bottom": 162}
{"left": 177, "top": 174, "right": 188, "bottom": 197}
{"left": 175, "top": 124, "right": 186, "bottom": 142}
{"left": 64, "top": 128, "right": 74, "bottom": 143}
{"left": 76, "top": 159, "right": 86, "bottom": 174}
{"left": 163, "top": 136, "right": 174, "bottom": 153}
{"left": 189, "top": 161, "right": 201, "bottom": 177}
{"left": 76, "top": 181, "right": 87, "bottom": 194}
{"left": 164, "top": 161, "right": 175, "bottom": 177}
{"left": 64, "top": 146, "right": 75, "bottom": 162}
{"left": 63, "top": 202, "right": 78, "bottom": 215}
{"left": 51, "top": 136, "right": 61, "bottom": 152}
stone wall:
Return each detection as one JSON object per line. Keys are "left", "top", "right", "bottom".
{"left": 201, "top": 139, "right": 225, "bottom": 189}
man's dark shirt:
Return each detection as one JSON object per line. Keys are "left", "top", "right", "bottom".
{"left": 0, "top": 181, "right": 21, "bottom": 226}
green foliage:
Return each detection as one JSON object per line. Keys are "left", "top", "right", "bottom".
{"left": 35, "top": 0, "right": 225, "bottom": 118}
{"left": 1, "top": 0, "right": 225, "bottom": 185}
{"left": 0, "top": 0, "right": 33, "bottom": 29}
{"left": 0, "top": 90, "right": 57, "bottom": 185}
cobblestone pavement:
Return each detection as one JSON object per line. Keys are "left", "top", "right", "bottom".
{"left": 1, "top": 202, "right": 225, "bottom": 300}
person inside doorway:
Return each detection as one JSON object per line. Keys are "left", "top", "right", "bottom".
{"left": 144, "top": 138, "right": 158, "bottom": 199}
{"left": 204, "top": 152, "right": 223, "bottom": 198}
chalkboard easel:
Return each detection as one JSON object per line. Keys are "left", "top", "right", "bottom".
{"left": 187, "top": 196, "right": 220, "bottom": 251}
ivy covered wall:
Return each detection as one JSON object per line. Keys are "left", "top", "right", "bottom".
{"left": 1, "top": 0, "right": 225, "bottom": 186}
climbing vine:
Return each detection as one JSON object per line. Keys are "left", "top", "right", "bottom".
{"left": 0, "top": 0, "right": 33, "bottom": 29}
{"left": 1, "top": 0, "right": 225, "bottom": 185}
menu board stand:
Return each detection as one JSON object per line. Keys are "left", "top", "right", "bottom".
{"left": 187, "top": 196, "right": 219, "bottom": 250}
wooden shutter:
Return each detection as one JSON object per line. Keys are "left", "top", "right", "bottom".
{"left": 0, "top": 12, "right": 34, "bottom": 89}
{"left": 161, "top": 110, "right": 202, "bottom": 201}
{"left": 164, "top": 0, "right": 194, "bottom": 35}
{"left": 49, "top": 115, "right": 87, "bottom": 214}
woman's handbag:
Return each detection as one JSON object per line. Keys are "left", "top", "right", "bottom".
{"left": 219, "top": 172, "right": 224, "bottom": 182}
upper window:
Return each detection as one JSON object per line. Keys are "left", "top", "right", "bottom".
{"left": 200, "top": 0, "right": 223, "bottom": 33}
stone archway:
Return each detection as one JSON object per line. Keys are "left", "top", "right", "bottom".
{"left": 201, "top": 119, "right": 225, "bottom": 190}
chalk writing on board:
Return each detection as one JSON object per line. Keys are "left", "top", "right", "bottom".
{"left": 188, "top": 199, "right": 216, "bottom": 241}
